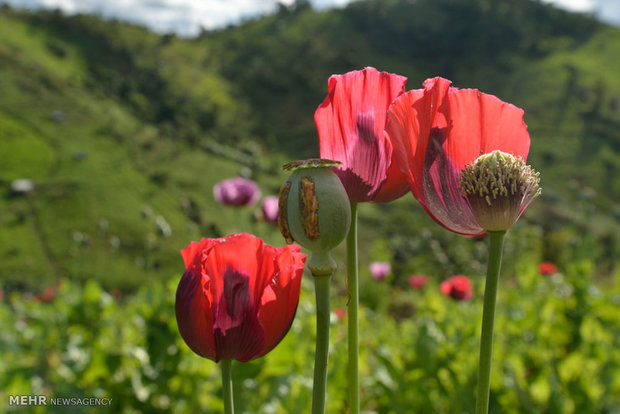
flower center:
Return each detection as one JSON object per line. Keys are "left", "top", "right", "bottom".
{"left": 459, "top": 150, "right": 541, "bottom": 232}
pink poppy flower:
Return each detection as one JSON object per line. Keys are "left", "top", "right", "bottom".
{"left": 315, "top": 67, "right": 410, "bottom": 203}
{"left": 369, "top": 261, "right": 391, "bottom": 281}
{"left": 387, "top": 77, "right": 534, "bottom": 236}
{"left": 213, "top": 177, "right": 261, "bottom": 207}
{"left": 261, "top": 195, "right": 279, "bottom": 224}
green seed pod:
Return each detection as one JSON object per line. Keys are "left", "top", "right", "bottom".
{"left": 278, "top": 159, "right": 351, "bottom": 276}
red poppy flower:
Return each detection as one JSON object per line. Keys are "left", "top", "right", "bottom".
{"left": 386, "top": 77, "right": 531, "bottom": 236}
{"left": 408, "top": 274, "right": 430, "bottom": 290}
{"left": 538, "top": 261, "right": 558, "bottom": 276}
{"left": 315, "top": 67, "right": 410, "bottom": 203}
{"left": 440, "top": 275, "right": 474, "bottom": 301}
{"left": 334, "top": 308, "right": 346, "bottom": 321}
{"left": 36, "top": 287, "right": 56, "bottom": 303}
{"left": 175, "top": 233, "right": 306, "bottom": 362}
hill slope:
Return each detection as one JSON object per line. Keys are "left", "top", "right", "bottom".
{"left": 1, "top": 0, "right": 620, "bottom": 291}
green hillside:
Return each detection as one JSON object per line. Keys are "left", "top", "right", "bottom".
{"left": 1, "top": 0, "right": 620, "bottom": 292}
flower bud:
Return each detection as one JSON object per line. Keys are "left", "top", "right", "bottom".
{"left": 459, "top": 150, "right": 541, "bottom": 232}
{"left": 278, "top": 159, "right": 351, "bottom": 276}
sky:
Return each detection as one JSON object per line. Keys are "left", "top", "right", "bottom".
{"left": 1, "top": 0, "right": 619, "bottom": 37}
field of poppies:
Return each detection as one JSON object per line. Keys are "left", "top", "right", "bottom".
{"left": 1, "top": 260, "right": 619, "bottom": 413}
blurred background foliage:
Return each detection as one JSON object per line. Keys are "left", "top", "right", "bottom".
{"left": 1, "top": 264, "right": 619, "bottom": 413}
{"left": 1, "top": 0, "right": 620, "bottom": 412}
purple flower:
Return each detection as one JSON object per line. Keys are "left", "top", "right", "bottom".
{"left": 261, "top": 196, "right": 279, "bottom": 224}
{"left": 213, "top": 177, "right": 261, "bottom": 207}
{"left": 369, "top": 261, "right": 391, "bottom": 281}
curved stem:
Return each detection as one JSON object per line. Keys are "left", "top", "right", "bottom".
{"left": 312, "top": 273, "right": 332, "bottom": 414}
{"left": 475, "top": 231, "right": 506, "bottom": 414}
{"left": 221, "top": 359, "right": 234, "bottom": 414}
{"left": 346, "top": 202, "right": 360, "bottom": 414}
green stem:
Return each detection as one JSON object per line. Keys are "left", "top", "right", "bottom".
{"left": 346, "top": 202, "right": 360, "bottom": 414}
{"left": 312, "top": 273, "right": 332, "bottom": 414}
{"left": 221, "top": 359, "right": 234, "bottom": 414}
{"left": 475, "top": 231, "right": 506, "bottom": 414}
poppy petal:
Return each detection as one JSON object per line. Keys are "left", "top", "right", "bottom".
{"left": 212, "top": 268, "right": 265, "bottom": 362}
{"left": 175, "top": 268, "right": 216, "bottom": 359}
{"left": 371, "top": 134, "right": 410, "bottom": 203}
{"left": 316, "top": 67, "right": 407, "bottom": 202}
{"left": 436, "top": 80, "right": 530, "bottom": 169}
{"left": 257, "top": 245, "right": 305, "bottom": 356}
{"left": 421, "top": 128, "right": 484, "bottom": 236}
{"left": 201, "top": 235, "right": 267, "bottom": 361}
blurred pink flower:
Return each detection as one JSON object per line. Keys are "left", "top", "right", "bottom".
{"left": 213, "top": 177, "right": 261, "bottom": 207}
{"left": 369, "top": 261, "right": 391, "bottom": 281}
{"left": 408, "top": 274, "right": 430, "bottom": 290}
{"left": 261, "top": 195, "right": 279, "bottom": 224}
{"left": 440, "top": 275, "right": 473, "bottom": 301}
{"left": 538, "top": 262, "right": 558, "bottom": 276}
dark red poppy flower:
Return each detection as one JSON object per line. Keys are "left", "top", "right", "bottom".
{"left": 386, "top": 77, "right": 532, "bottom": 236}
{"left": 213, "top": 177, "right": 261, "bottom": 207}
{"left": 175, "top": 233, "right": 306, "bottom": 362}
{"left": 315, "top": 67, "right": 410, "bottom": 203}
{"left": 538, "top": 262, "right": 558, "bottom": 276}
{"left": 408, "top": 274, "right": 430, "bottom": 290}
{"left": 440, "top": 275, "right": 474, "bottom": 301}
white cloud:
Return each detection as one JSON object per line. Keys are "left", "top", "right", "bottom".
{"left": 543, "top": 0, "right": 595, "bottom": 13}
{"left": 545, "top": 0, "right": 620, "bottom": 27}
{"left": 1, "top": 0, "right": 356, "bottom": 36}
{"left": 1, "top": 0, "right": 618, "bottom": 37}
{"left": 595, "top": 0, "right": 620, "bottom": 26}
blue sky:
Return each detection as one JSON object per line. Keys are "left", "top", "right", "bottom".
{"left": 1, "top": 0, "right": 619, "bottom": 37}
